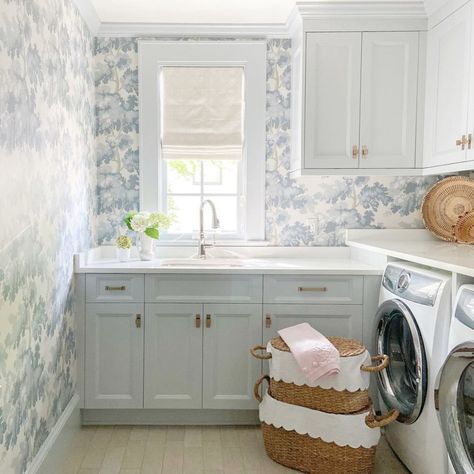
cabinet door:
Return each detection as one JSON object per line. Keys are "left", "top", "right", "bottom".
{"left": 360, "top": 32, "right": 418, "bottom": 169}
{"left": 144, "top": 303, "right": 202, "bottom": 409}
{"left": 424, "top": 3, "right": 472, "bottom": 167}
{"left": 203, "top": 304, "right": 261, "bottom": 409}
{"left": 263, "top": 304, "right": 363, "bottom": 342}
{"left": 304, "top": 33, "right": 362, "bottom": 169}
{"left": 85, "top": 303, "right": 144, "bottom": 408}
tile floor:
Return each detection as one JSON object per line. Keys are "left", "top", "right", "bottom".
{"left": 62, "top": 425, "right": 409, "bottom": 474}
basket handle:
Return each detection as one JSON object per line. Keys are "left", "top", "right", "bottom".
{"left": 360, "top": 354, "right": 390, "bottom": 373}
{"left": 253, "top": 375, "right": 271, "bottom": 402}
{"left": 250, "top": 345, "right": 272, "bottom": 360}
{"left": 365, "top": 407, "right": 399, "bottom": 428}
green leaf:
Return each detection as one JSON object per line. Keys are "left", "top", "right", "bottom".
{"left": 145, "top": 227, "right": 160, "bottom": 239}
{"left": 123, "top": 211, "right": 136, "bottom": 231}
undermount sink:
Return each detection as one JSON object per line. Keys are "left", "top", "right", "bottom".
{"left": 159, "top": 258, "right": 246, "bottom": 268}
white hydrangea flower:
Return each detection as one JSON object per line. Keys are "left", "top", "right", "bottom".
{"left": 149, "top": 212, "right": 171, "bottom": 229}
{"left": 130, "top": 211, "right": 150, "bottom": 233}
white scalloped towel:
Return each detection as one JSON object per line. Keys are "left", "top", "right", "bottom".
{"left": 278, "top": 323, "right": 340, "bottom": 383}
{"left": 259, "top": 391, "right": 380, "bottom": 448}
{"left": 267, "top": 340, "right": 371, "bottom": 391}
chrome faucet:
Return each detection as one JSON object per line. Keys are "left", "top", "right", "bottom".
{"left": 198, "top": 199, "right": 220, "bottom": 258}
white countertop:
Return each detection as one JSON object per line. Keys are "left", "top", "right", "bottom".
{"left": 74, "top": 245, "right": 382, "bottom": 275}
{"left": 346, "top": 229, "right": 474, "bottom": 277}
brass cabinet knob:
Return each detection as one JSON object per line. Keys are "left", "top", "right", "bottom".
{"left": 361, "top": 145, "right": 368, "bottom": 158}
{"left": 195, "top": 314, "right": 201, "bottom": 328}
{"left": 206, "top": 314, "right": 211, "bottom": 328}
{"left": 456, "top": 135, "right": 468, "bottom": 150}
{"left": 265, "top": 314, "right": 272, "bottom": 328}
{"left": 468, "top": 134, "right": 472, "bottom": 149}
{"left": 135, "top": 314, "right": 142, "bottom": 329}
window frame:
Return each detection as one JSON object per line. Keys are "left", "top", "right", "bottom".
{"left": 138, "top": 40, "right": 266, "bottom": 241}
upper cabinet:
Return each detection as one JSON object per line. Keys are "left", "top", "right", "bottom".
{"left": 423, "top": 1, "right": 474, "bottom": 173}
{"left": 293, "top": 30, "right": 421, "bottom": 175}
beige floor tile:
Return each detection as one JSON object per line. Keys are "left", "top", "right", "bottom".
{"left": 237, "top": 426, "right": 259, "bottom": 448}
{"left": 166, "top": 426, "right": 185, "bottom": 442}
{"left": 222, "top": 446, "right": 245, "bottom": 472}
{"left": 121, "top": 440, "right": 146, "bottom": 470}
{"left": 141, "top": 441, "right": 165, "bottom": 474}
{"left": 201, "top": 426, "right": 222, "bottom": 442}
{"left": 184, "top": 426, "right": 202, "bottom": 447}
{"left": 147, "top": 426, "right": 167, "bottom": 446}
{"left": 100, "top": 445, "right": 125, "bottom": 474}
{"left": 129, "top": 426, "right": 149, "bottom": 442}
{"left": 203, "top": 441, "right": 224, "bottom": 471}
{"left": 78, "top": 469, "right": 101, "bottom": 474}
{"left": 81, "top": 444, "right": 107, "bottom": 470}
{"left": 220, "top": 427, "right": 240, "bottom": 447}
{"left": 161, "top": 440, "right": 184, "bottom": 474}
{"left": 119, "top": 470, "right": 141, "bottom": 474}
{"left": 109, "top": 427, "right": 132, "bottom": 448}
{"left": 183, "top": 446, "right": 204, "bottom": 473}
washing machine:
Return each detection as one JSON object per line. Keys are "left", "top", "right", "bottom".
{"left": 374, "top": 262, "right": 451, "bottom": 474}
{"left": 436, "top": 285, "right": 474, "bottom": 474}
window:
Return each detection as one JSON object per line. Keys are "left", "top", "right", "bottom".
{"left": 138, "top": 41, "right": 266, "bottom": 241}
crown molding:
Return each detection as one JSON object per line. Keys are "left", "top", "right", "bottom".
{"left": 96, "top": 21, "right": 291, "bottom": 38}
{"left": 295, "top": 0, "right": 427, "bottom": 18}
{"left": 71, "top": 0, "right": 100, "bottom": 34}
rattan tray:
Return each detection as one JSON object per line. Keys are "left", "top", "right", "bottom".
{"left": 422, "top": 176, "right": 474, "bottom": 242}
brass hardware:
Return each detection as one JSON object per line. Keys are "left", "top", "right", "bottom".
{"left": 468, "top": 134, "right": 472, "bottom": 149}
{"left": 195, "top": 314, "right": 201, "bottom": 328}
{"left": 105, "top": 285, "right": 126, "bottom": 291}
{"left": 265, "top": 314, "right": 272, "bottom": 328}
{"left": 206, "top": 314, "right": 212, "bottom": 328}
{"left": 361, "top": 145, "right": 368, "bottom": 158}
{"left": 456, "top": 135, "right": 468, "bottom": 150}
{"left": 298, "top": 286, "right": 328, "bottom": 292}
{"left": 352, "top": 145, "right": 359, "bottom": 159}
{"left": 135, "top": 314, "right": 141, "bottom": 329}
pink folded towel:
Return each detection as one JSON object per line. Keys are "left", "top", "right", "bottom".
{"left": 278, "top": 323, "right": 340, "bottom": 383}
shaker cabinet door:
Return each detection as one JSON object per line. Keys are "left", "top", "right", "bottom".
{"left": 202, "top": 304, "right": 262, "bottom": 409}
{"left": 144, "top": 303, "right": 203, "bottom": 409}
{"left": 85, "top": 303, "right": 144, "bottom": 409}
{"left": 304, "top": 32, "right": 362, "bottom": 169}
{"left": 359, "top": 32, "right": 418, "bottom": 169}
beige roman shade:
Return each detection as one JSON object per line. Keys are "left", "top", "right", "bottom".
{"left": 161, "top": 66, "right": 244, "bottom": 160}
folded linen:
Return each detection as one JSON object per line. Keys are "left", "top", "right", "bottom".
{"left": 278, "top": 323, "right": 340, "bottom": 383}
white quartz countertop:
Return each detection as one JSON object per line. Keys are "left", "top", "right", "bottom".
{"left": 74, "top": 246, "right": 382, "bottom": 275}
{"left": 346, "top": 229, "right": 474, "bottom": 277}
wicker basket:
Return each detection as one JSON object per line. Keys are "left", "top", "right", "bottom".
{"left": 254, "top": 377, "right": 398, "bottom": 474}
{"left": 251, "top": 336, "right": 389, "bottom": 414}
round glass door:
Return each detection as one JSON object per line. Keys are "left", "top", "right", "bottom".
{"left": 375, "top": 299, "right": 427, "bottom": 424}
{"left": 437, "top": 343, "right": 474, "bottom": 474}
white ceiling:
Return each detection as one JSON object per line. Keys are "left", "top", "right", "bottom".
{"left": 91, "top": 0, "right": 296, "bottom": 24}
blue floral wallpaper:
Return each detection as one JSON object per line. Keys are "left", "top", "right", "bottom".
{"left": 95, "top": 37, "right": 441, "bottom": 246}
{"left": 0, "top": 0, "right": 95, "bottom": 472}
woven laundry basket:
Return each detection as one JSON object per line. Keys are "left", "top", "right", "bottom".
{"left": 254, "top": 377, "right": 398, "bottom": 474}
{"left": 251, "top": 336, "right": 389, "bottom": 414}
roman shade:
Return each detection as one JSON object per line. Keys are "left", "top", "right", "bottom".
{"left": 161, "top": 66, "right": 244, "bottom": 160}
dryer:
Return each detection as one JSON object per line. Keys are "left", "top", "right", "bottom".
{"left": 374, "top": 262, "right": 451, "bottom": 474}
{"left": 436, "top": 285, "right": 474, "bottom": 474}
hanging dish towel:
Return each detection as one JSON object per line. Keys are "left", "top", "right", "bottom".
{"left": 278, "top": 323, "right": 340, "bottom": 383}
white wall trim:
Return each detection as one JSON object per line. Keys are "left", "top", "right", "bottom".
{"left": 71, "top": 0, "right": 101, "bottom": 35}
{"left": 97, "top": 22, "right": 290, "bottom": 38}
{"left": 26, "top": 394, "right": 80, "bottom": 474}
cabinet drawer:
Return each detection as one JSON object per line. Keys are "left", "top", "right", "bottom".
{"left": 86, "top": 274, "right": 144, "bottom": 303}
{"left": 263, "top": 275, "right": 363, "bottom": 304}
{"left": 145, "top": 274, "right": 262, "bottom": 303}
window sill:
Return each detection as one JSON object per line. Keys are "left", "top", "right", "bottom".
{"left": 155, "top": 239, "right": 271, "bottom": 247}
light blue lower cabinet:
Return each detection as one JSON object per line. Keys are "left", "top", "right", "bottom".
{"left": 85, "top": 303, "right": 144, "bottom": 409}
{"left": 202, "top": 304, "right": 262, "bottom": 410}
{"left": 144, "top": 303, "right": 203, "bottom": 409}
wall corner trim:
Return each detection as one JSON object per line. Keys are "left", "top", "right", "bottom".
{"left": 26, "top": 394, "right": 80, "bottom": 474}
{"left": 71, "top": 0, "right": 101, "bottom": 35}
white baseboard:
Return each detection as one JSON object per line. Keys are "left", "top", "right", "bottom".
{"left": 27, "top": 394, "right": 81, "bottom": 474}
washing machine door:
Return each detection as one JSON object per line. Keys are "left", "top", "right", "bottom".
{"left": 375, "top": 299, "right": 427, "bottom": 424}
{"left": 436, "top": 343, "right": 474, "bottom": 474}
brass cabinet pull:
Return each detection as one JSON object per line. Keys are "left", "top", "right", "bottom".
{"left": 105, "top": 285, "right": 126, "bottom": 291}
{"left": 361, "top": 145, "right": 368, "bottom": 158}
{"left": 298, "top": 286, "right": 328, "bottom": 292}
{"left": 468, "top": 134, "right": 472, "bottom": 149}
{"left": 352, "top": 145, "right": 359, "bottom": 159}
{"left": 206, "top": 314, "right": 211, "bottom": 328}
{"left": 195, "top": 314, "right": 201, "bottom": 328}
{"left": 135, "top": 314, "right": 142, "bottom": 329}
{"left": 456, "top": 135, "right": 468, "bottom": 150}
{"left": 265, "top": 314, "right": 272, "bottom": 328}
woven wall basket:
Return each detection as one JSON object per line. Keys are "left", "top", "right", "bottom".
{"left": 251, "top": 336, "right": 389, "bottom": 414}
{"left": 254, "top": 380, "right": 398, "bottom": 474}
